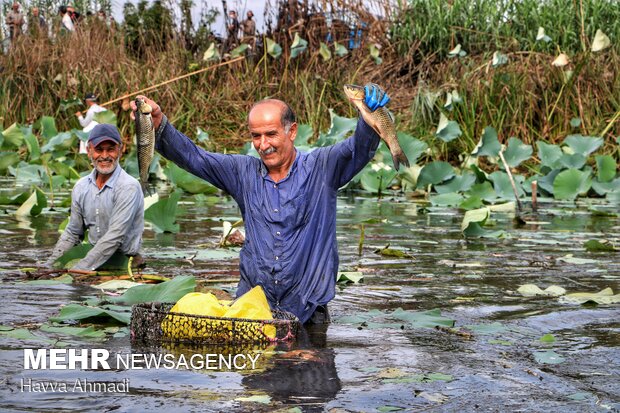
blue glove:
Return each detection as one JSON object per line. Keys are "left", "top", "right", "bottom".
{"left": 364, "top": 83, "right": 390, "bottom": 111}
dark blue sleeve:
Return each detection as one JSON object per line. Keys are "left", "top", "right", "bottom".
{"left": 320, "top": 117, "right": 381, "bottom": 188}
{"left": 155, "top": 121, "right": 245, "bottom": 199}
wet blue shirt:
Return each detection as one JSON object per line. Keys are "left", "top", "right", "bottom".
{"left": 156, "top": 117, "right": 380, "bottom": 323}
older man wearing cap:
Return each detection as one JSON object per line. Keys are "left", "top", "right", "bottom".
{"left": 46, "top": 124, "right": 144, "bottom": 271}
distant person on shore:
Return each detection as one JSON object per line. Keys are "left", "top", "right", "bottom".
{"left": 76, "top": 93, "right": 107, "bottom": 153}
{"left": 59, "top": 6, "right": 74, "bottom": 32}
{"left": 46, "top": 124, "right": 144, "bottom": 271}
{"left": 225, "top": 10, "right": 240, "bottom": 52}
{"left": 6, "top": 2, "right": 25, "bottom": 41}
{"left": 241, "top": 10, "right": 256, "bottom": 49}
{"left": 67, "top": 5, "right": 81, "bottom": 25}
{"left": 29, "top": 7, "right": 48, "bottom": 36}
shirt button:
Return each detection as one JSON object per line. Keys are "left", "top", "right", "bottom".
{"left": 276, "top": 301, "right": 280, "bottom": 306}
{"left": 275, "top": 256, "right": 279, "bottom": 260}
{"left": 276, "top": 231, "right": 281, "bottom": 236}
{"left": 273, "top": 184, "right": 277, "bottom": 188}
{"left": 275, "top": 280, "right": 278, "bottom": 285}
{"left": 274, "top": 209, "right": 278, "bottom": 213}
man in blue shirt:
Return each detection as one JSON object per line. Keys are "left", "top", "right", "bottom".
{"left": 132, "top": 85, "right": 389, "bottom": 323}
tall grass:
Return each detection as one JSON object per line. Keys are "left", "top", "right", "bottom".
{"left": 1, "top": 0, "right": 618, "bottom": 162}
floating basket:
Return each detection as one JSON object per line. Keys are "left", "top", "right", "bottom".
{"left": 130, "top": 302, "right": 299, "bottom": 344}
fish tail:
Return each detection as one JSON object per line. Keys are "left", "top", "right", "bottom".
{"left": 141, "top": 181, "right": 152, "bottom": 197}
{"left": 391, "top": 150, "right": 410, "bottom": 171}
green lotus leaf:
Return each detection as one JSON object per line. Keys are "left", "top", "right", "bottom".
{"left": 553, "top": 168, "right": 592, "bottom": 200}
{"left": 503, "top": 137, "right": 532, "bottom": 167}
{"left": 537, "top": 142, "right": 563, "bottom": 169}
{"left": 319, "top": 42, "right": 332, "bottom": 61}
{"left": 430, "top": 192, "right": 463, "bottom": 206}
{"left": 334, "top": 41, "right": 348, "bottom": 57}
{"left": 417, "top": 161, "right": 455, "bottom": 189}
{"left": 595, "top": 155, "right": 617, "bottom": 183}
{"left": 472, "top": 126, "right": 501, "bottom": 157}
{"left": 290, "top": 33, "right": 308, "bottom": 58}
{"left": 563, "top": 134, "right": 603, "bottom": 156}
{"left": 144, "top": 190, "right": 182, "bottom": 233}
{"left": 266, "top": 38, "right": 282, "bottom": 59}
{"left": 435, "top": 172, "right": 476, "bottom": 194}
{"left": 489, "top": 171, "right": 525, "bottom": 200}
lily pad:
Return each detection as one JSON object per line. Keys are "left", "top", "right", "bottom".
{"left": 430, "top": 192, "right": 464, "bottom": 207}
{"left": 50, "top": 304, "right": 131, "bottom": 324}
{"left": 540, "top": 333, "right": 556, "bottom": 343}
{"left": 517, "top": 284, "right": 566, "bottom": 297}
{"left": 398, "top": 133, "right": 428, "bottom": 165}
{"left": 145, "top": 190, "right": 182, "bottom": 233}
{"left": 337, "top": 271, "right": 364, "bottom": 284}
{"left": 435, "top": 113, "right": 461, "bottom": 142}
{"left": 591, "top": 29, "right": 611, "bottom": 52}
{"left": 290, "top": 33, "right": 308, "bottom": 58}
{"left": 558, "top": 153, "right": 586, "bottom": 169}
{"left": 0, "top": 152, "right": 20, "bottom": 173}
{"left": 435, "top": 172, "right": 476, "bottom": 194}
{"left": 417, "top": 161, "right": 455, "bottom": 189}
{"left": 319, "top": 42, "right": 332, "bottom": 61}
{"left": 584, "top": 240, "right": 616, "bottom": 252}
{"left": 236, "top": 394, "right": 271, "bottom": 404}
{"left": 461, "top": 207, "right": 489, "bottom": 232}
{"left": 230, "top": 44, "right": 249, "bottom": 58}
{"left": 164, "top": 163, "right": 218, "bottom": 194}
{"left": 537, "top": 142, "right": 563, "bottom": 169}
{"left": 595, "top": 155, "right": 616, "bottom": 183}
{"left": 390, "top": 308, "right": 455, "bottom": 328}
{"left": 265, "top": 38, "right": 282, "bottom": 59}
{"left": 503, "top": 137, "right": 532, "bottom": 167}
{"left": 472, "top": 127, "right": 501, "bottom": 157}
{"left": 489, "top": 171, "right": 525, "bottom": 200}
{"left": 15, "top": 187, "right": 47, "bottom": 217}
{"left": 316, "top": 110, "right": 357, "bottom": 147}
{"left": 109, "top": 275, "right": 196, "bottom": 305}
{"left": 334, "top": 41, "right": 348, "bottom": 57}
{"left": 534, "top": 350, "right": 565, "bottom": 364}
{"left": 39, "top": 324, "right": 106, "bottom": 339}
{"left": 563, "top": 135, "right": 603, "bottom": 157}
{"left": 559, "top": 287, "right": 620, "bottom": 305}
{"left": 553, "top": 169, "right": 592, "bottom": 200}
{"left": 467, "top": 181, "right": 497, "bottom": 202}
{"left": 557, "top": 254, "right": 597, "bottom": 265}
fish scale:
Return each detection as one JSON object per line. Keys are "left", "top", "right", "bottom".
{"left": 134, "top": 98, "right": 155, "bottom": 195}
{"left": 343, "top": 84, "right": 410, "bottom": 171}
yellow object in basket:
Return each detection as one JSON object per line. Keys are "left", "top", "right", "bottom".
{"left": 169, "top": 292, "right": 227, "bottom": 317}
{"left": 161, "top": 286, "right": 276, "bottom": 341}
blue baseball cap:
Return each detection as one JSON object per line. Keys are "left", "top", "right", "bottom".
{"left": 88, "top": 124, "right": 122, "bottom": 147}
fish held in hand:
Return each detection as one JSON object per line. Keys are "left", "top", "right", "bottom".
{"left": 134, "top": 98, "right": 155, "bottom": 195}
{"left": 343, "top": 84, "right": 410, "bottom": 171}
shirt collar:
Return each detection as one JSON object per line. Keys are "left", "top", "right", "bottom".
{"left": 259, "top": 149, "right": 300, "bottom": 181}
{"left": 87, "top": 164, "right": 122, "bottom": 190}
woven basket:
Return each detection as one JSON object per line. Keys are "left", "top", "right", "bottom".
{"left": 130, "top": 302, "right": 299, "bottom": 344}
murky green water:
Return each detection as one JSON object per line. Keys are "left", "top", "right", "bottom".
{"left": 1, "top": 180, "right": 619, "bottom": 412}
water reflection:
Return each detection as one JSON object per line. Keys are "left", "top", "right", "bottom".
{"left": 242, "top": 325, "right": 341, "bottom": 412}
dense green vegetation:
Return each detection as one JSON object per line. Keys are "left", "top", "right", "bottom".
{"left": 0, "top": 0, "right": 618, "bottom": 213}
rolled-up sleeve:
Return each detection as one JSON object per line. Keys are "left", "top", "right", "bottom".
{"left": 72, "top": 183, "right": 143, "bottom": 270}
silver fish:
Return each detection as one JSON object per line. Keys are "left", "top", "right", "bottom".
{"left": 343, "top": 84, "right": 410, "bottom": 171}
{"left": 134, "top": 97, "right": 155, "bottom": 195}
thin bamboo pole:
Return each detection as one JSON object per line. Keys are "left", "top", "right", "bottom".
{"left": 99, "top": 56, "right": 246, "bottom": 108}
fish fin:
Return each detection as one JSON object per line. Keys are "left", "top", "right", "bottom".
{"left": 391, "top": 151, "right": 410, "bottom": 171}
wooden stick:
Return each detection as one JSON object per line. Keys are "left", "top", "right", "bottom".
{"left": 99, "top": 56, "right": 246, "bottom": 108}
{"left": 498, "top": 150, "right": 523, "bottom": 212}
{"left": 531, "top": 180, "right": 538, "bottom": 212}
